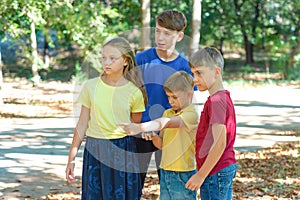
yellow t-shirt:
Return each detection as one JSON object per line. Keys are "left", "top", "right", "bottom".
{"left": 77, "top": 77, "right": 145, "bottom": 139}
{"left": 160, "top": 104, "right": 199, "bottom": 171}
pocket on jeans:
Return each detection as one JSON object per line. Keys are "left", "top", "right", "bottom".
{"left": 217, "top": 170, "right": 235, "bottom": 186}
{"left": 178, "top": 172, "right": 188, "bottom": 186}
{"left": 178, "top": 171, "right": 195, "bottom": 186}
{"left": 217, "top": 164, "right": 237, "bottom": 198}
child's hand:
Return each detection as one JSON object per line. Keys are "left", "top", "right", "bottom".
{"left": 118, "top": 123, "right": 141, "bottom": 135}
{"left": 141, "top": 132, "right": 154, "bottom": 140}
{"left": 65, "top": 162, "right": 76, "bottom": 183}
{"left": 185, "top": 173, "right": 204, "bottom": 191}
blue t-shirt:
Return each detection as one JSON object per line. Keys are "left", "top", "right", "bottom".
{"left": 136, "top": 47, "right": 193, "bottom": 122}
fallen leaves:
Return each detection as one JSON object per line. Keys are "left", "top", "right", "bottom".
{"left": 233, "top": 141, "right": 300, "bottom": 200}
{"left": 141, "top": 174, "right": 160, "bottom": 200}
{"left": 44, "top": 142, "right": 300, "bottom": 200}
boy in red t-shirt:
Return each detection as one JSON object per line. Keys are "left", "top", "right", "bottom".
{"left": 185, "top": 47, "right": 238, "bottom": 200}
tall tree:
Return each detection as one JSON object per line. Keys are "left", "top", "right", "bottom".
{"left": 189, "top": 0, "right": 202, "bottom": 56}
{"left": 0, "top": 0, "right": 27, "bottom": 101}
{"left": 263, "top": 0, "right": 300, "bottom": 79}
{"left": 29, "top": 18, "right": 41, "bottom": 86}
{"left": 140, "top": 0, "right": 151, "bottom": 50}
{"left": 233, "top": 0, "right": 263, "bottom": 64}
{"left": 0, "top": 42, "right": 3, "bottom": 105}
{"left": 0, "top": 0, "right": 48, "bottom": 86}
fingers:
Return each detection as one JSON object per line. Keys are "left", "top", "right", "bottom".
{"left": 66, "top": 172, "right": 76, "bottom": 183}
{"left": 185, "top": 175, "right": 202, "bottom": 191}
{"left": 65, "top": 163, "right": 76, "bottom": 183}
{"left": 117, "top": 123, "right": 128, "bottom": 132}
{"left": 185, "top": 180, "right": 191, "bottom": 189}
{"left": 118, "top": 123, "right": 137, "bottom": 136}
{"left": 66, "top": 169, "right": 75, "bottom": 183}
{"left": 117, "top": 123, "right": 128, "bottom": 127}
{"left": 141, "top": 132, "right": 149, "bottom": 140}
{"left": 185, "top": 182, "right": 199, "bottom": 191}
{"left": 142, "top": 132, "right": 155, "bottom": 140}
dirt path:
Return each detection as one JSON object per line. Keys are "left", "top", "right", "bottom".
{"left": 0, "top": 82, "right": 299, "bottom": 199}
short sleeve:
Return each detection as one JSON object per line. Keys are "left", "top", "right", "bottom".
{"left": 210, "top": 91, "right": 227, "bottom": 125}
{"left": 180, "top": 108, "right": 199, "bottom": 132}
{"left": 131, "top": 89, "right": 145, "bottom": 113}
{"left": 77, "top": 82, "right": 91, "bottom": 109}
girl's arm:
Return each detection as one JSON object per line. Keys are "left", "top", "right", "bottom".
{"left": 65, "top": 105, "right": 90, "bottom": 183}
{"left": 185, "top": 123, "right": 226, "bottom": 191}
{"left": 120, "top": 116, "right": 185, "bottom": 136}
{"left": 131, "top": 112, "right": 143, "bottom": 123}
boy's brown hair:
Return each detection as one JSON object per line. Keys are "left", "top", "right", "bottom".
{"left": 189, "top": 47, "right": 224, "bottom": 72}
{"left": 164, "top": 71, "right": 194, "bottom": 93}
{"left": 156, "top": 10, "right": 187, "bottom": 32}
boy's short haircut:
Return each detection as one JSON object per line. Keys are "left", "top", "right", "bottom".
{"left": 156, "top": 10, "right": 187, "bottom": 32}
{"left": 164, "top": 71, "right": 194, "bottom": 93}
{"left": 189, "top": 47, "right": 224, "bottom": 71}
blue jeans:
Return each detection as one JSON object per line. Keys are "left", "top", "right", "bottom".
{"left": 160, "top": 169, "right": 197, "bottom": 200}
{"left": 200, "top": 163, "right": 238, "bottom": 200}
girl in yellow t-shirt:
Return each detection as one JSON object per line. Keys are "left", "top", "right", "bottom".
{"left": 65, "top": 37, "right": 147, "bottom": 200}
{"left": 120, "top": 71, "right": 199, "bottom": 199}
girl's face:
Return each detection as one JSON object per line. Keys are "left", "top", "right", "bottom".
{"left": 102, "top": 45, "right": 127, "bottom": 75}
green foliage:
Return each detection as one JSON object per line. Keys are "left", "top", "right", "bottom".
{"left": 201, "top": 0, "right": 241, "bottom": 47}
{"left": 47, "top": 1, "right": 120, "bottom": 51}
{"left": 74, "top": 61, "right": 87, "bottom": 83}
{"left": 1, "top": 0, "right": 299, "bottom": 81}
{"left": 110, "top": 0, "right": 141, "bottom": 30}
{"left": 240, "top": 64, "right": 253, "bottom": 74}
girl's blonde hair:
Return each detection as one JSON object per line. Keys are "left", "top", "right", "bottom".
{"left": 103, "top": 37, "right": 148, "bottom": 105}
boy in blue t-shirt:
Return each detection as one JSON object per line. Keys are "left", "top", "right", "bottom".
{"left": 135, "top": 9, "right": 194, "bottom": 190}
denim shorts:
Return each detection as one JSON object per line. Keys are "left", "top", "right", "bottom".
{"left": 200, "top": 163, "right": 238, "bottom": 200}
{"left": 160, "top": 169, "right": 197, "bottom": 200}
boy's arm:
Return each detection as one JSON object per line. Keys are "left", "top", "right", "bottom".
{"left": 143, "top": 132, "right": 163, "bottom": 149}
{"left": 119, "top": 116, "right": 185, "bottom": 135}
{"left": 185, "top": 123, "right": 226, "bottom": 191}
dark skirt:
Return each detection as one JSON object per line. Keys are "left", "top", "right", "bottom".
{"left": 82, "top": 136, "right": 141, "bottom": 200}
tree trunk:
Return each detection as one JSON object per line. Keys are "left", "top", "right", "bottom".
{"left": 44, "top": 36, "right": 50, "bottom": 69}
{"left": 243, "top": 34, "right": 254, "bottom": 64}
{"left": 0, "top": 44, "right": 3, "bottom": 105}
{"left": 286, "top": 31, "right": 300, "bottom": 79}
{"left": 140, "top": 0, "right": 151, "bottom": 50}
{"left": 189, "top": 0, "right": 202, "bottom": 57}
{"left": 233, "top": 0, "right": 255, "bottom": 65}
{"left": 30, "top": 21, "right": 40, "bottom": 87}
{"left": 220, "top": 37, "right": 225, "bottom": 55}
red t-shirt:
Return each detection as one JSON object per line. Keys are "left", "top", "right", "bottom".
{"left": 195, "top": 90, "right": 236, "bottom": 176}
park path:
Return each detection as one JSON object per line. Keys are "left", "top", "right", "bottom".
{"left": 0, "top": 84, "right": 299, "bottom": 199}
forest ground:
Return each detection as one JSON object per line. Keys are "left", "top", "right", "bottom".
{"left": 0, "top": 78, "right": 299, "bottom": 200}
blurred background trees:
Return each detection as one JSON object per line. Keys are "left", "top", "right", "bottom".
{"left": 0, "top": 0, "right": 299, "bottom": 89}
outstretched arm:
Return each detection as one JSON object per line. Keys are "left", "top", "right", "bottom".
{"left": 185, "top": 123, "right": 226, "bottom": 191}
{"left": 119, "top": 116, "right": 184, "bottom": 136}
{"left": 65, "top": 105, "right": 90, "bottom": 183}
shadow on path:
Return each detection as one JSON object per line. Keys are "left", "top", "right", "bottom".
{"left": 0, "top": 118, "right": 83, "bottom": 199}
{"left": 0, "top": 94, "right": 299, "bottom": 199}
